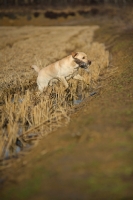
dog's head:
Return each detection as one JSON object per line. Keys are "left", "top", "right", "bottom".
{"left": 72, "top": 52, "right": 91, "bottom": 69}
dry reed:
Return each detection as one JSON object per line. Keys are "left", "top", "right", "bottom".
{"left": 0, "top": 26, "right": 110, "bottom": 160}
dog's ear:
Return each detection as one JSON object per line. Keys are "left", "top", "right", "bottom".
{"left": 71, "top": 52, "right": 78, "bottom": 58}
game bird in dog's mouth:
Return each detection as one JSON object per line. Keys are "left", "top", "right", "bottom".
{"left": 31, "top": 52, "right": 91, "bottom": 92}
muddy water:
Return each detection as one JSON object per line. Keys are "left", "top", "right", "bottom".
{"left": 0, "top": 7, "right": 133, "bottom": 200}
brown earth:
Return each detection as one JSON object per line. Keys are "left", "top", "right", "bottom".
{"left": 0, "top": 6, "right": 133, "bottom": 200}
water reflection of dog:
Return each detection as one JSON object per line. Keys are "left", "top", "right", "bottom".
{"left": 31, "top": 52, "right": 91, "bottom": 92}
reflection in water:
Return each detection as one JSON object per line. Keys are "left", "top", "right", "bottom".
{"left": 73, "top": 94, "right": 83, "bottom": 105}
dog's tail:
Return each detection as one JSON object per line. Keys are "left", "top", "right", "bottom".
{"left": 31, "top": 65, "right": 40, "bottom": 73}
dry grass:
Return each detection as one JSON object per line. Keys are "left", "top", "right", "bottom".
{"left": 0, "top": 26, "right": 109, "bottom": 159}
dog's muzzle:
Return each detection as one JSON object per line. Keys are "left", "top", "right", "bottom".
{"left": 74, "top": 58, "right": 91, "bottom": 69}
{"left": 79, "top": 62, "right": 88, "bottom": 69}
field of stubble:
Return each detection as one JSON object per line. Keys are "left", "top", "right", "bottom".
{"left": 0, "top": 26, "right": 109, "bottom": 159}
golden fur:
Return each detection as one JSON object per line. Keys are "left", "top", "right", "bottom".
{"left": 31, "top": 52, "right": 91, "bottom": 92}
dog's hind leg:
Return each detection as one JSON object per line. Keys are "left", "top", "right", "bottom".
{"left": 37, "top": 79, "right": 46, "bottom": 93}
{"left": 38, "top": 84, "right": 44, "bottom": 93}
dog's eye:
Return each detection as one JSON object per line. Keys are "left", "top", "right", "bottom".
{"left": 82, "top": 57, "right": 85, "bottom": 59}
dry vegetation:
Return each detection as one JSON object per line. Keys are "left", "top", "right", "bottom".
{"left": 0, "top": 26, "right": 109, "bottom": 160}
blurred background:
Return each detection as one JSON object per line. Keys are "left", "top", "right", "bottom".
{"left": 0, "top": 0, "right": 133, "bottom": 26}
{"left": 0, "top": 0, "right": 133, "bottom": 7}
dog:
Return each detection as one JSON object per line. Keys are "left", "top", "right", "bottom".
{"left": 31, "top": 52, "right": 91, "bottom": 92}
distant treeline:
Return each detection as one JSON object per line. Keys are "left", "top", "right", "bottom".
{"left": 0, "top": 0, "right": 132, "bottom": 6}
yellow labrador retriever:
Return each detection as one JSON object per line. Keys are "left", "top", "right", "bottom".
{"left": 31, "top": 52, "right": 91, "bottom": 92}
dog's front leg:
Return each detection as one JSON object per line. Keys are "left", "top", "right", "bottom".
{"left": 59, "top": 76, "right": 68, "bottom": 88}
{"left": 73, "top": 74, "right": 84, "bottom": 81}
